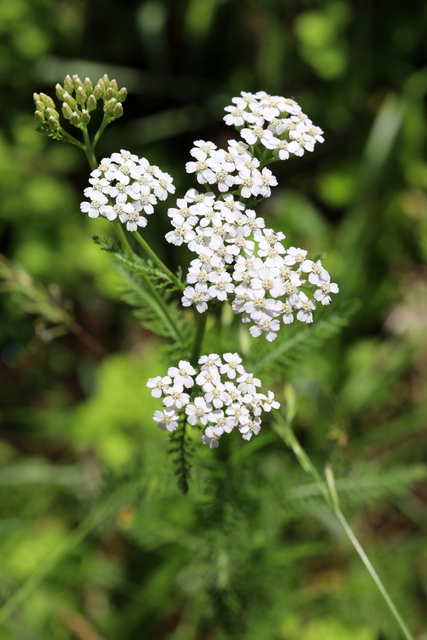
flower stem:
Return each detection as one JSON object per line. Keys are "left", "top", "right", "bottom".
{"left": 133, "top": 230, "right": 184, "bottom": 291}
{"left": 113, "top": 221, "right": 134, "bottom": 255}
{"left": 139, "top": 269, "right": 184, "bottom": 345}
{"left": 272, "top": 409, "right": 415, "bottom": 640}
{"left": 82, "top": 130, "right": 98, "bottom": 172}
{"left": 190, "top": 311, "right": 208, "bottom": 365}
{"left": 92, "top": 115, "right": 110, "bottom": 149}
{"left": 58, "top": 126, "right": 86, "bottom": 150}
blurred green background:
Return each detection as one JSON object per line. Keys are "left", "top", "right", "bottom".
{"left": 1, "top": 0, "right": 427, "bottom": 638}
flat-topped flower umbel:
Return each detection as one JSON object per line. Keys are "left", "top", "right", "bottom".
{"left": 147, "top": 353, "right": 280, "bottom": 448}
{"left": 164, "top": 91, "right": 338, "bottom": 342}
{"left": 80, "top": 149, "right": 175, "bottom": 231}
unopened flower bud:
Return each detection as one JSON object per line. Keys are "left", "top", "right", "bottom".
{"left": 84, "top": 77, "right": 93, "bottom": 96}
{"left": 87, "top": 94, "right": 97, "bottom": 112}
{"left": 76, "top": 86, "right": 86, "bottom": 107}
{"left": 55, "top": 83, "right": 66, "bottom": 101}
{"left": 93, "top": 83, "right": 104, "bottom": 100}
{"left": 112, "top": 102, "right": 123, "bottom": 119}
{"left": 35, "top": 100, "right": 45, "bottom": 113}
{"left": 46, "top": 107, "right": 60, "bottom": 121}
{"left": 62, "top": 102, "right": 73, "bottom": 119}
{"left": 104, "top": 87, "right": 114, "bottom": 101}
{"left": 102, "top": 74, "right": 111, "bottom": 89}
{"left": 63, "top": 75, "right": 74, "bottom": 93}
{"left": 40, "top": 93, "right": 56, "bottom": 109}
{"left": 72, "top": 74, "right": 82, "bottom": 89}
{"left": 110, "top": 79, "right": 118, "bottom": 95}
{"left": 63, "top": 92, "right": 77, "bottom": 110}
{"left": 81, "top": 109, "right": 91, "bottom": 125}
{"left": 33, "top": 92, "right": 41, "bottom": 104}
{"left": 103, "top": 97, "right": 117, "bottom": 117}
{"left": 70, "top": 111, "right": 81, "bottom": 126}
{"left": 48, "top": 116, "right": 60, "bottom": 130}
{"left": 117, "top": 87, "right": 127, "bottom": 102}
{"left": 34, "top": 110, "right": 45, "bottom": 125}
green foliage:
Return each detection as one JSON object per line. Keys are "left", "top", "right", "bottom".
{"left": 169, "top": 416, "right": 194, "bottom": 495}
{"left": 93, "top": 235, "right": 191, "bottom": 353}
{"left": 251, "top": 299, "right": 361, "bottom": 372}
{"left": 1, "top": 0, "right": 427, "bottom": 637}
{"left": 35, "top": 125, "right": 66, "bottom": 143}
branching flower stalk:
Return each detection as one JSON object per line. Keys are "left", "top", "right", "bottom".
{"left": 30, "top": 77, "right": 415, "bottom": 639}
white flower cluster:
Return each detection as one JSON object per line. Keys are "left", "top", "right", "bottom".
{"left": 147, "top": 353, "right": 280, "bottom": 448}
{"left": 224, "top": 90, "right": 324, "bottom": 159}
{"left": 166, "top": 189, "right": 338, "bottom": 341}
{"left": 185, "top": 138, "right": 278, "bottom": 199}
{"left": 80, "top": 149, "right": 175, "bottom": 231}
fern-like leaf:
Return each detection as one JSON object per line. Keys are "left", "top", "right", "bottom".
{"left": 35, "top": 125, "right": 66, "bottom": 143}
{"left": 169, "top": 416, "right": 193, "bottom": 494}
{"left": 93, "top": 235, "right": 189, "bottom": 345}
{"left": 251, "top": 299, "right": 361, "bottom": 372}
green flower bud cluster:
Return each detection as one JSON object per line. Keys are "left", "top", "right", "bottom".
{"left": 33, "top": 92, "right": 61, "bottom": 130}
{"left": 33, "top": 73, "right": 127, "bottom": 133}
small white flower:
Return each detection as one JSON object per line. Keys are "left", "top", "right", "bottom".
{"left": 313, "top": 280, "right": 339, "bottom": 305}
{"left": 80, "top": 194, "right": 108, "bottom": 219}
{"left": 167, "top": 360, "right": 196, "bottom": 388}
{"left": 236, "top": 372, "right": 262, "bottom": 395}
{"left": 121, "top": 208, "right": 147, "bottom": 232}
{"left": 199, "top": 353, "right": 222, "bottom": 369}
{"left": 220, "top": 353, "right": 245, "bottom": 379}
{"left": 146, "top": 375, "right": 172, "bottom": 398}
{"left": 223, "top": 106, "right": 246, "bottom": 127}
{"left": 190, "top": 140, "right": 217, "bottom": 161}
{"left": 208, "top": 410, "right": 235, "bottom": 435}
{"left": 202, "top": 426, "right": 220, "bottom": 448}
{"left": 196, "top": 368, "right": 221, "bottom": 392}
{"left": 153, "top": 409, "right": 179, "bottom": 432}
{"left": 239, "top": 417, "right": 261, "bottom": 441}
{"left": 185, "top": 397, "right": 212, "bottom": 426}
{"left": 259, "top": 391, "right": 280, "bottom": 412}
{"left": 296, "top": 292, "right": 316, "bottom": 323}
{"left": 163, "top": 384, "right": 190, "bottom": 410}
{"left": 153, "top": 172, "right": 175, "bottom": 200}
{"left": 182, "top": 285, "right": 209, "bottom": 313}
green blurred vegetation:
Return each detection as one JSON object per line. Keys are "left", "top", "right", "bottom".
{"left": 1, "top": 0, "right": 427, "bottom": 638}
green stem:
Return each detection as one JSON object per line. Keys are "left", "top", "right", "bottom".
{"left": 325, "top": 467, "right": 415, "bottom": 640}
{"left": 58, "top": 126, "right": 85, "bottom": 150}
{"left": 82, "top": 130, "right": 98, "bottom": 172}
{"left": 114, "top": 221, "right": 134, "bottom": 255}
{"left": 190, "top": 311, "right": 208, "bottom": 365}
{"left": 133, "top": 230, "right": 184, "bottom": 291}
{"left": 92, "top": 115, "right": 110, "bottom": 149}
{"left": 139, "top": 269, "right": 184, "bottom": 345}
{"left": 272, "top": 413, "right": 332, "bottom": 509}
{"left": 273, "top": 411, "right": 415, "bottom": 640}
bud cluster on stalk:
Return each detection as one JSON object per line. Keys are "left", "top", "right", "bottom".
{"left": 33, "top": 73, "right": 127, "bottom": 134}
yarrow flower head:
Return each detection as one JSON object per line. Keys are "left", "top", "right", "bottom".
{"left": 223, "top": 90, "right": 324, "bottom": 160}
{"left": 165, "top": 188, "right": 338, "bottom": 341}
{"left": 164, "top": 91, "right": 337, "bottom": 342}
{"left": 147, "top": 353, "right": 280, "bottom": 448}
{"left": 80, "top": 149, "right": 175, "bottom": 231}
